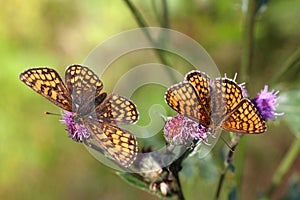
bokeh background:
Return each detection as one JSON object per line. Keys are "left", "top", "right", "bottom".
{"left": 1, "top": 1, "right": 299, "bottom": 199}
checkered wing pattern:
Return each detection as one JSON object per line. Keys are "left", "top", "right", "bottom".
{"left": 210, "top": 78, "right": 244, "bottom": 126}
{"left": 96, "top": 94, "right": 139, "bottom": 125}
{"left": 84, "top": 119, "right": 138, "bottom": 167}
{"left": 19, "top": 68, "right": 72, "bottom": 111}
{"left": 165, "top": 70, "right": 267, "bottom": 134}
{"left": 212, "top": 78, "right": 244, "bottom": 114}
{"left": 165, "top": 81, "right": 210, "bottom": 126}
{"left": 222, "top": 99, "right": 266, "bottom": 134}
{"left": 65, "top": 64, "right": 106, "bottom": 114}
{"left": 185, "top": 70, "right": 211, "bottom": 113}
{"left": 21, "top": 64, "right": 139, "bottom": 167}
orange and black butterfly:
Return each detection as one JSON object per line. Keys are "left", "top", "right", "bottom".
{"left": 165, "top": 70, "right": 266, "bottom": 134}
{"left": 19, "top": 64, "right": 139, "bottom": 167}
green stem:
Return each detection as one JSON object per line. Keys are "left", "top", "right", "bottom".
{"left": 161, "top": 0, "right": 169, "bottom": 28}
{"left": 215, "top": 134, "right": 243, "bottom": 200}
{"left": 240, "top": 0, "right": 257, "bottom": 82}
{"left": 123, "top": 0, "right": 180, "bottom": 84}
{"left": 238, "top": 1, "right": 258, "bottom": 198}
{"left": 233, "top": 136, "right": 247, "bottom": 198}
{"left": 168, "top": 147, "right": 195, "bottom": 200}
{"left": 150, "top": 0, "right": 169, "bottom": 28}
{"left": 123, "top": 0, "right": 149, "bottom": 29}
{"left": 263, "top": 136, "right": 300, "bottom": 199}
{"left": 123, "top": 0, "right": 171, "bottom": 67}
{"left": 270, "top": 47, "right": 300, "bottom": 85}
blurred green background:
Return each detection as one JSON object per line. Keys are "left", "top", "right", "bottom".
{"left": 1, "top": 0, "right": 299, "bottom": 199}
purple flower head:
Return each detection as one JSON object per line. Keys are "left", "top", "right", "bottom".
{"left": 252, "top": 85, "right": 283, "bottom": 120}
{"left": 60, "top": 111, "right": 90, "bottom": 142}
{"left": 163, "top": 114, "right": 209, "bottom": 145}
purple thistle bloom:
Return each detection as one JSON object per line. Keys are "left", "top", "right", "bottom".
{"left": 60, "top": 111, "right": 90, "bottom": 142}
{"left": 163, "top": 114, "right": 209, "bottom": 145}
{"left": 252, "top": 85, "right": 283, "bottom": 120}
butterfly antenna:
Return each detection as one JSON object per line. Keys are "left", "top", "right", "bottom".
{"left": 156, "top": 112, "right": 168, "bottom": 123}
{"left": 233, "top": 73, "right": 238, "bottom": 82}
{"left": 220, "top": 136, "right": 234, "bottom": 152}
{"left": 44, "top": 111, "right": 60, "bottom": 116}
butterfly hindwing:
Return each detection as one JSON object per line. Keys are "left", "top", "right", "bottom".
{"left": 212, "top": 78, "right": 244, "bottom": 114}
{"left": 222, "top": 98, "right": 266, "bottom": 134}
{"left": 96, "top": 94, "right": 139, "bottom": 125}
{"left": 84, "top": 118, "right": 138, "bottom": 167}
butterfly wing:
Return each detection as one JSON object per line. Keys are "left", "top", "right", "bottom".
{"left": 65, "top": 64, "right": 107, "bottom": 115}
{"left": 185, "top": 70, "right": 211, "bottom": 113}
{"left": 211, "top": 78, "right": 244, "bottom": 113}
{"left": 96, "top": 94, "right": 139, "bottom": 125}
{"left": 222, "top": 98, "right": 266, "bottom": 134}
{"left": 19, "top": 67, "right": 72, "bottom": 111}
{"left": 165, "top": 81, "right": 210, "bottom": 126}
{"left": 210, "top": 78, "right": 244, "bottom": 127}
{"left": 83, "top": 118, "right": 138, "bottom": 167}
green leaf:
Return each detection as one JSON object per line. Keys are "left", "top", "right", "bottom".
{"left": 277, "top": 88, "right": 300, "bottom": 136}
{"left": 117, "top": 172, "right": 149, "bottom": 192}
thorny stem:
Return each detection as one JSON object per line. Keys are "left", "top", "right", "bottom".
{"left": 215, "top": 135, "right": 243, "bottom": 200}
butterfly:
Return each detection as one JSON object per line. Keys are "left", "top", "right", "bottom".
{"left": 19, "top": 64, "right": 139, "bottom": 167}
{"left": 165, "top": 70, "right": 266, "bottom": 134}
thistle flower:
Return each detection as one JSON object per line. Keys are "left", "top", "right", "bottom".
{"left": 163, "top": 114, "right": 209, "bottom": 145}
{"left": 252, "top": 85, "right": 283, "bottom": 120}
{"left": 60, "top": 111, "right": 90, "bottom": 142}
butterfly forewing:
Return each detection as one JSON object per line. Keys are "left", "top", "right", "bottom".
{"left": 84, "top": 118, "right": 138, "bottom": 167}
{"left": 185, "top": 70, "right": 211, "bottom": 112}
{"left": 65, "top": 65, "right": 105, "bottom": 114}
{"left": 165, "top": 81, "right": 210, "bottom": 126}
{"left": 19, "top": 68, "right": 72, "bottom": 111}
{"left": 222, "top": 98, "right": 266, "bottom": 134}
{"left": 96, "top": 94, "right": 139, "bottom": 125}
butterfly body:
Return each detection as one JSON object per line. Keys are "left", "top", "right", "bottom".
{"left": 165, "top": 70, "right": 266, "bottom": 134}
{"left": 20, "top": 64, "right": 138, "bottom": 167}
